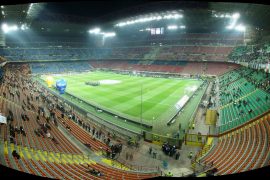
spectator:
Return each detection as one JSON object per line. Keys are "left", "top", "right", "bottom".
{"left": 12, "top": 150, "right": 20, "bottom": 160}
{"left": 188, "top": 151, "right": 193, "bottom": 159}
{"left": 153, "top": 152, "right": 157, "bottom": 159}
{"left": 149, "top": 147, "right": 152, "bottom": 155}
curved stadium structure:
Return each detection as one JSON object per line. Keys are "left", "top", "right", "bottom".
{"left": 0, "top": 0, "right": 269, "bottom": 178}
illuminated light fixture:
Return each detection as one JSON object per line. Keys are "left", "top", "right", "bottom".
{"left": 1, "top": 11, "right": 4, "bottom": 15}
{"left": 226, "top": 12, "right": 240, "bottom": 30}
{"left": 115, "top": 12, "right": 183, "bottom": 27}
{"left": 235, "top": 24, "right": 246, "bottom": 32}
{"left": 27, "top": 3, "right": 34, "bottom": 15}
{"left": 225, "top": 14, "right": 230, "bottom": 18}
{"left": 139, "top": 29, "right": 144, "bottom": 32}
{"left": 167, "top": 25, "right": 178, "bottom": 30}
{"left": 1, "top": 23, "right": 8, "bottom": 33}
{"left": 1, "top": 23, "right": 18, "bottom": 33}
{"left": 88, "top": 28, "right": 101, "bottom": 34}
{"left": 180, "top": 25, "right": 186, "bottom": 29}
{"left": 20, "top": 24, "right": 28, "bottom": 30}
{"left": 226, "top": 25, "right": 234, "bottom": 30}
{"left": 1, "top": 6, "right": 4, "bottom": 9}
{"left": 232, "top": 13, "right": 240, "bottom": 19}
{"left": 103, "top": 32, "right": 116, "bottom": 37}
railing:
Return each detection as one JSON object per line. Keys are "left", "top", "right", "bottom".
{"left": 190, "top": 135, "right": 214, "bottom": 173}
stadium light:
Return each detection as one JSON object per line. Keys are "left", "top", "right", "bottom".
{"left": 180, "top": 25, "right": 186, "bottom": 29}
{"left": 1, "top": 23, "right": 18, "bottom": 33}
{"left": 115, "top": 12, "right": 183, "bottom": 27}
{"left": 232, "top": 13, "right": 240, "bottom": 19}
{"left": 103, "top": 32, "right": 116, "bottom": 37}
{"left": 235, "top": 24, "right": 246, "bottom": 32}
{"left": 20, "top": 24, "right": 28, "bottom": 30}
{"left": 225, "top": 14, "right": 231, "bottom": 18}
{"left": 167, "top": 25, "right": 178, "bottom": 30}
{"left": 1, "top": 23, "right": 8, "bottom": 33}
{"left": 226, "top": 25, "right": 234, "bottom": 30}
{"left": 27, "top": 3, "right": 34, "bottom": 15}
{"left": 89, "top": 28, "right": 101, "bottom": 34}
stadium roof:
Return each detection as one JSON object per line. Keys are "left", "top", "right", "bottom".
{"left": 1, "top": 1, "right": 270, "bottom": 35}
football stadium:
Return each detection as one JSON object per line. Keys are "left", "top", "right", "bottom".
{"left": 0, "top": 0, "right": 270, "bottom": 178}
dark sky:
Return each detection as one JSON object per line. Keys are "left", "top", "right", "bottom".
{"left": 42, "top": 0, "right": 210, "bottom": 24}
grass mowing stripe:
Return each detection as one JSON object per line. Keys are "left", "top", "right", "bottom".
{"left": 112, "top": 79, "right": 182, "bottom": 110}
{"left": 122, "top": 80, "right": 194, "bottom": 120}
{"left": 47, "top": 71, "right": 202, "bottom": 126}
{"left": 103, "top": 78, "right": 172, "bottom": 107}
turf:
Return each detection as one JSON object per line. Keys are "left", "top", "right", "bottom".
{"left": 43, "top": 71, "right": 202, "bottom": 123}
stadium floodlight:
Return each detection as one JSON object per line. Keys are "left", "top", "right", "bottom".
{"left": 157, "top": 16, "right": 162, "bottom": 20}
{"left": 89, "top": 28, "right": 101, "bottom": 34}
{"left": 167, "top": 25, "right": 178, "bottom": 30}
{"left": 1, "top": 23, "right": 18, "bottom": 33}
{"left": 173, "top": 14, "right": 183, "bottom": 19}
{"left": 12, "top": 25, "right": 18, "bottom": 31}
{"left": 232, "top": 13, "right": 240, "bottom": 19}
{"left": 115, "top": 12, "right": 183, "bottom": 27}
{"left": 180, "top": 25, "right": 186, "bottom": 29}
{"left": 226, "top": 25, "right": 234, "bottom": 30}
{"left": 20, "top": 24, "right": 28, "bottom": 30}
{"left": 1, "top": 23, "right": 8, "bottom": 33}
{"left": 235, "top": 24, "right": 246, "bottom": 32}
{"left": 103, "top": 32, "right": 116, "bottom": 37}
{"left": 225, "top": 14, "right": 231, "bottom": 18}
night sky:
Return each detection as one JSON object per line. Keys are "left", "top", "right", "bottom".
{"left": 42, "top": 0, "right": 210, "bottom": 24}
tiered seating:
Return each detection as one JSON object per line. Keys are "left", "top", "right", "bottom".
{"left": 3, "top": 153, "right": 159, "bottom": 179}
{"left": 0, "top": 48, "right": 112, "bottom": 61}
{"left": 156, "top": 45, "right": 233, "bottom": 62}
{"left": 220, "top": 89, "right": 270, "bottom": 133}
{"left": 0, "top": 82, "right": 82, "bottom": 154}
{"left": 90, "top": 60, "right": 238, "bottom": 76}
{"left": 218, "top": 66, "right": 270, "bottom": 133}
{"left": 53, "top": 108, "right": 110, "bottom": 152}
{"left": 0, "top": 63, "right": 159, "bottom": 180}
{"left": 229, "top": 43, "right": 270, "bottom": 64}
{"left": 201, "top": 113, "right": 270, "bottom": 175}
{"left": 30, "top": 61, "right": 92, "bottom": 74}
{"left": 1, "top": 40, "right": 236, "bottom": 63}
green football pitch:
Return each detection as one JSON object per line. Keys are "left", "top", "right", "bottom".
{"left": 42, "top": 71, "right": 202, "bottom": 124}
